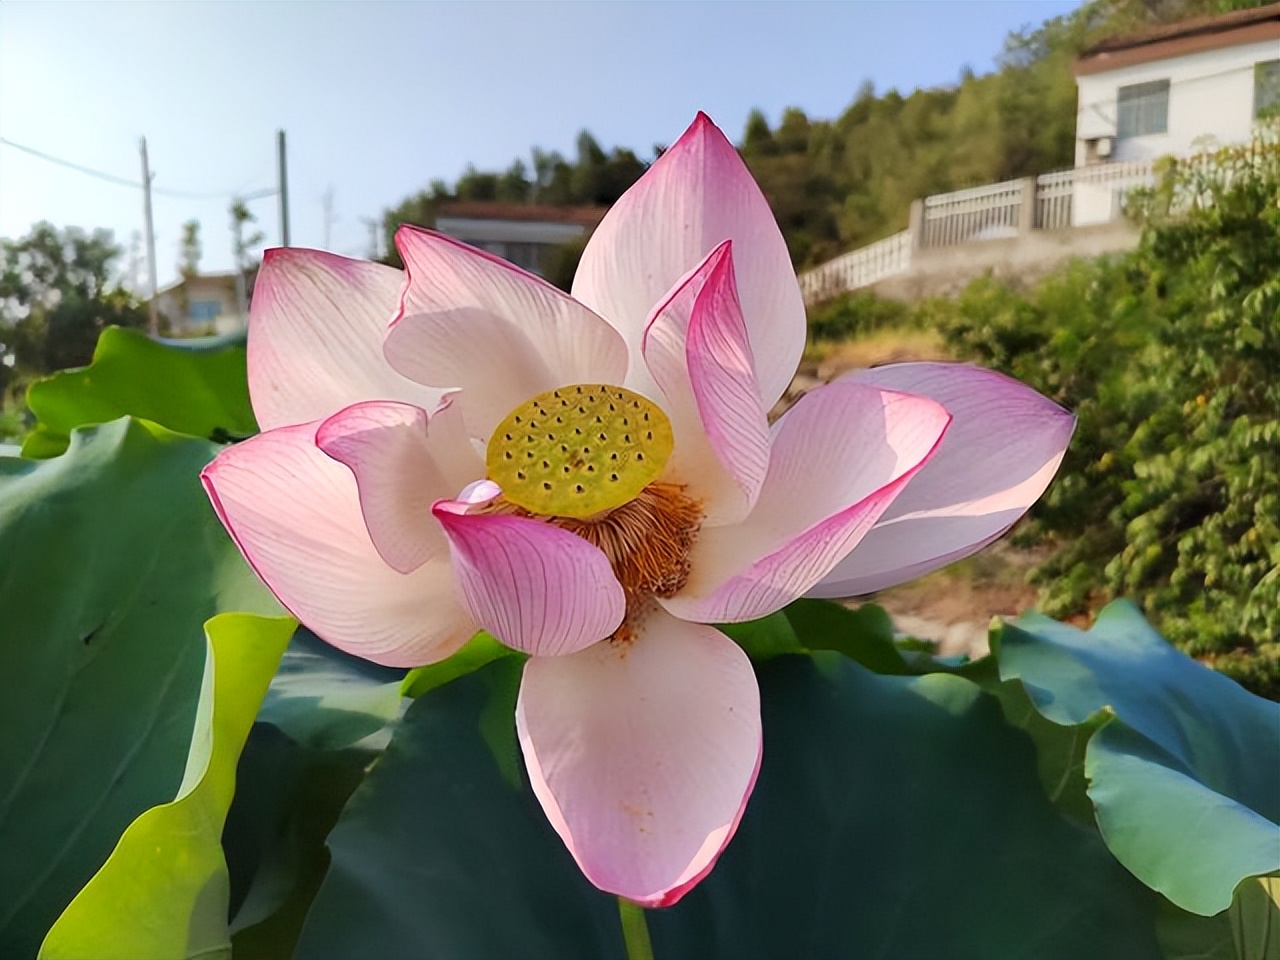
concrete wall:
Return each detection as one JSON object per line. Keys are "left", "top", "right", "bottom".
{"left": 870, "top": 221, "right": 1140, "bottom": 301}
{"left": 1076, "top": 40, "right": 1277, "bottom": 165}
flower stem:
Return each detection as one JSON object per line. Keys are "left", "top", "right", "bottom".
{"left": 617, "top": 897, "right": 654, "bottom": 960}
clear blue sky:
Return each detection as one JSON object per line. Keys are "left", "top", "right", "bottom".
{"left": 0, "top": 1, "right": 1080, "bottom": 285}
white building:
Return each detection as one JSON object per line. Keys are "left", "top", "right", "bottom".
{"left": 149, "top": 270, "right": 253, "bottom": 337}
{"left": 1072, "top": 3, "right": 1279, "bottom": 223}
{"left": 433, "top": 202, "right": 608, "bottom": 278}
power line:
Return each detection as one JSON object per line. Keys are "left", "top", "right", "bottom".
{"left": 0, "top": 135, "right": 275, "bottom": 200}
{"left": 0, "top": 136, "right": 140, "bottom": 188}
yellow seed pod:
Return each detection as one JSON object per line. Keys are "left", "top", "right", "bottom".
{"left": 486, "top": 384, "right": 673, "bottom": 519}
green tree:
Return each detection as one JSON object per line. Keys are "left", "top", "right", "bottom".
{"left": 0, "top": 223, "right": 146, "bottom": 383}
{"left": 177, "top": 220, "right": 202, "bottom": 280}
{"left": 229, "top": 200, "right": 264, "bottom": 319}
{"left": 920, "top": 136, "right": 1280, "bottom": 696}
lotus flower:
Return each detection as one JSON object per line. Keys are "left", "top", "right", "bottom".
{"left": 202, "top": 113, "right": 1074, "bottom": 907}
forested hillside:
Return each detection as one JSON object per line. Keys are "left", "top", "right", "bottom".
{"left": 381, "top": 0, "right": 1267, "bottom": 270}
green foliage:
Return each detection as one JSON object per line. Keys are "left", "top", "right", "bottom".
{"left": 290, "top": 655, "right": 1161, "bottom": 960}
{"left": 0, "top": 419, "right": 279, "bottom": 960}
{"left": 999, "top": 602, "right": 1280, "bottom": 916}
{"left": 806, "top": 290, "right": 914, "bottom": 342}
{"left": 257, "top": 627, "right": 404, "bottom": 751}
{"left": 541, "top": 233, "right": 589, "bottom": 293}
{"left": 375, "top": 1, "right": 1257, "bottom": 274}
{"left": 919, "top": 138, "right": 1279, "bottom": 696}
{"left": 23, "top": 327, "right": 256, "bottom": 458}
{"left": 39, "top": 613, "right": 294, "bottom": 960}
{"left": 0, "top": 222, "right": 146, "bottom": 391}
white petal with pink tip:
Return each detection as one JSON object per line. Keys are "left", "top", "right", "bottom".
{"left": 663, "top": 383, "right": 951, "bottom": 623}
{"left": 516, "top": 607, "right": 761, "bottom": 907}
{"left": 247, "top": 248, "right": 441, "bottom": 431}
{"left": 201, "top": 422, "right": 475, "bottom": 667}
{"left": 812, "top": 363, "right": 1075, "bottom": 597}
{"left": 572, "top": 113, "right": 805, "bottom": 407}
{"left": 643, "top": 242, "right": 769, "bottom": 525}
{"left": 432, "top": 505, "right": 626, "bottom": 657}
{"left": 383, "top": 227, "right": 627, "bottom": 440}
{"left": 315, "top": 398, "right": 483, "bottom": 574}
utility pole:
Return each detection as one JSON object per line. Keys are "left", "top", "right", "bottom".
{"left": 139, "top": 137, "right": 160, "bottom": 335}
{"left": 277, "top": 129, "right": 291, "bottom": 247}
{"left": 322, "top": 185, "right": 335, "bottom": 249}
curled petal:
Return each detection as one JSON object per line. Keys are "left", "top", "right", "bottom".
{"left": 432, "top": 504, "right": 625, "bottom": 657}
{"left": 517, "top": 607, "right": 761, "bottom": 906}
{"left": 812, "top": 363, "right": 1075, "bottom": 597}
{"left": 315, "top": 397, "right": 483, "bottom": 574}
{"left": 201, "top": 422, "right": 475, "bottom": 667}
{"left": 247, "top": 248, "right": 442, "bottom": 431}
{"left": 643, "top": 242, "right": 769, "bottom": 524}
{"left": 663, "top": 383, "right": 950, "bottom": 623}
{"left": 384, "top": 227, "right": 627, "bottom": 441}
{"left": 572, "top": 113, "right": 805, "bottom": 407}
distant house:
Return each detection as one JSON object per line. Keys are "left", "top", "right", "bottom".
{"left": 1074, "top": 3, "right": 1279, "bottom": 167}
{"left": 432, "top": 202, "right": 609, "bottom": 278}
{"left": 151, "top": 270, "right": 254, "bottom": 336}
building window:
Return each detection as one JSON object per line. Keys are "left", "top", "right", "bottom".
{"left": 1255, "top": 60, "right": 1280, "bottom": 119}
{"left": 1116, "top": 80, "right": 1170, "bottom": 139}
{"left": 188, "top": 299, "right": 221, "bottom": 321}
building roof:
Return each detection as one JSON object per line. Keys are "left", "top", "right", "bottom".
{"left": 435, "top": 201, "right": 610, "bottom": 229}
{"left": 1075, "top": 2, "right": 1280, "bottom": 75}
{"left": 151, "top": 269, "right": 249, "bottom": 299}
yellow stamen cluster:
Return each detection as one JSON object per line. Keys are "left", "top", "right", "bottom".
{"left": 552, "top": 483, "right": 702, "bottom": 601}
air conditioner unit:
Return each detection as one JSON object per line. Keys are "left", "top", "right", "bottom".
{"left": 1095, "top": 136, "right": 1114, "bottom": 158}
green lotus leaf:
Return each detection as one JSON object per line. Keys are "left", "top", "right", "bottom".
{"left": 39, "top": 613, "right": 294, "bottom": 960}
{"left": 999, "top": 600, "right": 1280, "bottom": 916}
{"left": 23, "top": 327, "right": 255, "bottom": 457}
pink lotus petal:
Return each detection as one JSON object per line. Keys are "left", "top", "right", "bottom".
{"left": 383, "top": 227, "right": 627, "bottom": 440}
{"left": 201, "top": 422, "right": 475, "bottom": 667}
{"left": 811, "top": 363, "right": 1075, "bottom": 597}
{"left": 662, "top": 383, "right": 951, "bottom": 623}
{"left": 431, "top": 504, "right": 625, "bottom": 657}
{"left": 572, "top": 113, "right": 804, "bottom": 408}
{"left": 247, "top": 248, "right": 442, "bottom": 431}
{"left": 643, "top": 242, "right": 768, "bottom": 525}
{"left": 516, "top": 607, "right": 761, "bottom": 906}
{"left": 315, "top": 397, "right": 483, "bottom": 574}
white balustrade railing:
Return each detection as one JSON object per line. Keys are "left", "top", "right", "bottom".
{"left": 921, "top": 178, "right": 1023, "bottom": 248}
{"left": 1035, "top": 169, "right": 1075, "bottom": 230}
{"left": 796, "top": 150, "right": 1210, "bottom": 303}
{"left": 1072, "top": 158, "right": 1157, "bottom": 189}
{"left": 797, "top": 230, "right": 912, "bottom": 304}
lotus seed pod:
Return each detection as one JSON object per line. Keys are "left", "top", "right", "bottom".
{"left": 486, "top": 384, "right": 674, "bottom": 519}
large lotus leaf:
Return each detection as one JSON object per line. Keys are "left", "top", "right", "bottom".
{"left": 293, "top": 657, "right": 625, "bottom": 960}
{"left": 220, "top": 631, "right": 408, "bottom": 958}
{"left": 22, "top": 327, "right": 255, "bottom": 457}
{"left": 0, "top": 418, "right": 278, "bottom": 960}
{"left": 998, "top": 600, "right": 1280, "bottom": 916}
{"left": 39, "top": 613, "right": 294, "bottom": 960}
{"left": 400, "top": 631, "right": 519, "bottom": 699}
{"left": 1157, "top": 877, "right": 1280, "bottom": 960}
{"left": 259, "top": 627, "right": 406, "bottom": 751}
{"left": 293, "top": 653, "right": 1159, "bottom": 960}
{"left": 718, "top": 599, "right": 910, "bottom": 673}
{"left": 224, "top": 726, "right": 376, "bottom": 960}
